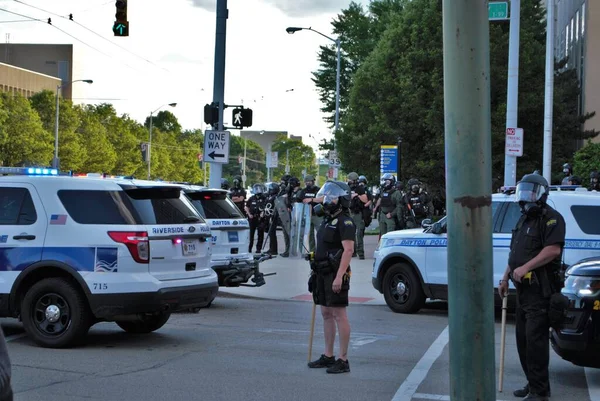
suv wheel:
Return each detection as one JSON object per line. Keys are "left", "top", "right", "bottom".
{"left": 22, "top": 278, "right": 91, "bottom": 348}
{"left": 116, "top": 311, "right": 171, "bottom": 334}
{"left": 383, "top": 263, "right": 426, "bottom": 314}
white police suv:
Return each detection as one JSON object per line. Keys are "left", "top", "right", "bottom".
{"left": 181, "top": 185, "right": 273, "bottom": 288}
{"left": 0, "top": 167, "right": 218, "bottom": 347}
{"left": 372, "top": 186, "right": 600, "bottom": 313}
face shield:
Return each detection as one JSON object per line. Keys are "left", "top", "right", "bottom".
{"left": 252, "top": 185, "right": 265, "bottom": 195}
{"left": 515, "top": 181, "right": 546, "bottom": 203}
{"left": 316, "top": 182, "right": 348, "bottom": 205}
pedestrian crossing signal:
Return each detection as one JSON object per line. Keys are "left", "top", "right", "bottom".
{"left": 232, "top": 108, "right": 253, "bottom": 128}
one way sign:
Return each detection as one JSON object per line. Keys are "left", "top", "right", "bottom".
{"left": 203, "top": 130, "right": 230, "bottom": 164}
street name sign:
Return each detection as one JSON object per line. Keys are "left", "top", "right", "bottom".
{"left": 203, "top": 130, "right": 230, "bottom": 163}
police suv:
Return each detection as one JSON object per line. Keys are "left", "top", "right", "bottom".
{"left": 372, "top": 186, "right": 600, "bottom": 313}
{"left": 0, "top": 168, "right": 218, "bottom": 348}
{"left": 181, "top": 185, "right": 273, "bottom": 288}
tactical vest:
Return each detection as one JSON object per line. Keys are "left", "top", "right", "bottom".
{"left": 408, "top": 194, "right": 426, "bottom": 217}
{"left": 248, "top": 196, "right": 263, "bottom": 215}
{"left": 380, "top": 189, "right": 395, "bottom": 209}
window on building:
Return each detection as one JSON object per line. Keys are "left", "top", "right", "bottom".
{"left": 565, "top": 25, "right": 569, "bottom": 56}
{"left": 575, "top": 11, "right": 579, "bottom": 40}
{"left": 582, "top": 5, "right": 585, "bottom": 35}
{"left": 571, "top": 18, "right": 574, "bottom": 42}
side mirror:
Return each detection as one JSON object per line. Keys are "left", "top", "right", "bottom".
{"left": 421, "top": 218, "right": 433, "bottom": 229}
{"left": 431, "top": 222, "right": 444, "bottom": 235}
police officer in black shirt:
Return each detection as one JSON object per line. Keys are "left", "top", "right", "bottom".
{"left": 245, "top": 183, "right": 267, "bottom": 254}
{"left": 307, "top": 181, "right": 355, "bottom": 374}
{"left": 498, "top": 174, "right": 566, "bottom": 401}
{"left": 264, "top": 182, "right": 280, "bottom": 255}
{"left": 347, "top": 172, "right": 369, "bottom": 259}
{"left": 229, "top": 175, "right": 247, "bottom": 216}
{"left": 591, "top": 170, "right": 600, "bottom": 191}
{"left": 402, "top": 178, "right": 433, "bottom": 228}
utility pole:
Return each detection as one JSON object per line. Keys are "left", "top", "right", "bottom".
{"left": 208, "top": 0, "right": 228, "bottom": 189}
{"left": 543, "top": 0, "right": 555, "bottom": 184}
{"left": 503, "top": 0, "right": 521, "bottom": 187}
{"left": 443, "top": 0, "right": 495, "bottom": 399}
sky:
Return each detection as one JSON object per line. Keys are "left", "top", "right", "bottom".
{"left": 0, "top": 0, "right": 357, "bottom": 154}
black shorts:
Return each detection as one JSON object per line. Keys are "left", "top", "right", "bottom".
{"left": 312, "top": 272, "right": 349, "bottom": 307}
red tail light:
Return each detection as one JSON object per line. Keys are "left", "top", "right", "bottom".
{"left": 108, "top": 231, "right": 149, "bottom": 264}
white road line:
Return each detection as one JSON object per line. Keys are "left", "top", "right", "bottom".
{"left": 585, "top": 368, "right": 600, "bottom": 401}
{"left": 5, "top": 333, "right": 26, "bottom": 343}
{"left": 392, "top": 325, "right": 449, "bottom": 401}
{"left": 413, "top": 393, "right": 509, "bottom": 401}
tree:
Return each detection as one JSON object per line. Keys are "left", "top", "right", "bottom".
{"left": 0, "top": 93, "right": 53, "bottom": 166}
{"left": 29, "top": 90, "right": 86, "bottom": 171}
{"left": 573, "top": 141, "right": 600, "bottom": 188}
{"left": 270, "top": 135, "right": 316, "bottom": 181}
{"left": 144, "top": 110, "right": 182, "bottom": 135}
{"left": 223, "top": 136, "right": 266, "bottom": 185}
{"left": 76, "top": 106, "right": 117, "bottom": 173}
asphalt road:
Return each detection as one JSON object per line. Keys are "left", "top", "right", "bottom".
{"left": 2, "top": 297, "right": 598, "bottom": 401}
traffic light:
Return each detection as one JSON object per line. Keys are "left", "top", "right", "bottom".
{"left": 204, "top": 103, "right": 219, "bottom": 125}
{"left": 113, "top": 0, "right": 129, "bottom": 37}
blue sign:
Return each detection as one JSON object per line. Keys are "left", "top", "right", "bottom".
{"left": 380, "top": 145, "right": 398, "bottom": 174}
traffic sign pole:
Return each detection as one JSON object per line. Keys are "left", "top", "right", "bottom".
{"left": 503, "top": 0, "right": 520, "bottom": 187}
{"left": 542, "top": 0, "right": 555, "bottom": 184}
{"left": 208, "top": 0, "right": 228, "bottom": 189}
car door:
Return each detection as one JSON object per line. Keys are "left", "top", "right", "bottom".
{"left": 425, "top": 201, "right": 503, "bottom": 285}
{"left": 493, "top": 200, "right": 522, "bottom": 289}
{"left": 0, "top": 183, "right": 47, "bottom": 293}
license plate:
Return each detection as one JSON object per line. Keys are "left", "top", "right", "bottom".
{"left": 228, "top": 231, "right": 239, "bottom": 243}
{"left": 182, "top": 239, "right": 198, "bottom": 256}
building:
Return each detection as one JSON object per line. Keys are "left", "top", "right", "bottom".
{"left": 0, "top": 62, "right": 61, "bottom": 97}
{"left": 0, "top": 43, "right": 77, "bottom": 99}
{"left": 555, "top": 0, "right": 600, "bottom": 143}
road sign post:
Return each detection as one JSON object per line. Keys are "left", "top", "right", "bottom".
{"left": 203, "top": 130, "right": 230, "bottom": 164}
{"left": 380, "top": 145, "right": 398, "bottom": 177}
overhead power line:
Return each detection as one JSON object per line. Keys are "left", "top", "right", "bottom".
{"left": 11, "top": 0, "right": 169, "bottom": 73}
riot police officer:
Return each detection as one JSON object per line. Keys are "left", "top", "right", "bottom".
{"left": 276, "top": 175, "right": 293, "bottom": 257}
{"left": 561, "top": 163, "right": 573, "bottom": 185}
{"left": 264, "top": 182, "right": 280, "bottom": 255}
{"left": 347, "top": 172, "right": 369, "bottom": 259}
{"left": 358, "top": 175, "right": 373, "bottom": 230}
{"left": 296, "top": 175, "right": 321, "bottom": 252}
{"left": 221, "top": 178, "right": 230, "bottom": 190}
{"left": 374, "top": 173, "right": 402, "bottom": 235}
{"left": 498, "top": 174, "right": 566, "bottom": 401}
{"left": 403, "top": 178, "right": 433, "bottom": 228}
{"left": 394, "top": 180, "right": 406, "bottom": 229}
{"left": 307, "top": 181, "right": 355, "bottom": 374}
{"left": 590, "top": 171, "right": 600, "bottom": 191}
{"left": 245, "top": 183, "right": 268, "bottom": 253}
{"left": 230, "top": 175, "right": 247, "bottom": 215}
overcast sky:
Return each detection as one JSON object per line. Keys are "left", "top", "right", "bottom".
{"left": 0, "top": 0, "right": 358, "bottom": 153}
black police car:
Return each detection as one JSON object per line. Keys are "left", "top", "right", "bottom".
{"left": 551, "top": 257, "right": 600, "bottom": 368}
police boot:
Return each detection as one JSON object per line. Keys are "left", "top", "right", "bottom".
{"left": 513, "top": 385, "right": 529, "bottom": 397}
{"left": 522, "top": 394, "right": 548, "bottom": 401}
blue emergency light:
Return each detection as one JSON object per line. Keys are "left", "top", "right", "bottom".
{"left": 0, "top": 167, "right": 59, "bottom": 176}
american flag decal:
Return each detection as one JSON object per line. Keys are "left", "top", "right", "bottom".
{"left": 50, "top": 214, "right": 67, "bottom": 225}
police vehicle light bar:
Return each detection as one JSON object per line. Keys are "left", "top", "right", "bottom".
{"left": 501, "top": 185, "right": 583, "bottom": 194}
{"left": 0, "top": 167, "right": 59, "bottom": 176}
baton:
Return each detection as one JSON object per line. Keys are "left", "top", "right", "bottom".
{"left": 499, "top": 294, "right": 508, "bottom": 392}
{"left": 308, "top": 302, "right": 316, "bottom": 362}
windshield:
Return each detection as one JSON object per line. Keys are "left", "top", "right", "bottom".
{"left": 185, "top": 191, "right": 243, "bottom": 219}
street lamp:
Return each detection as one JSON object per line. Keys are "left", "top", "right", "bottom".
{"left": 53, "top": 79, "right": 93, "bottom": 169}
{"left": 147, "top": 102, "right": 177, "bottom": 180}
{"left": 286, "top": 26, "right": 341, "bottom": 141}
{"left": 242, "top": 130, "right": 264, "bottom": 188}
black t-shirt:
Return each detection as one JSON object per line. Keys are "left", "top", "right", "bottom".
{"left": 229, "top": 187, "right": 246, "bottom": 211}
{"left": 508, "top": 205, "right": 566, "bottom": 270}
{"left": 246, "top": 195, "right": 265, "bottom": 216}
{"left": 315, "top": 212, "right": 356, "bottom": 262}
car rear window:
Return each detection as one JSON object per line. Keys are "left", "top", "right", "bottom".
{"left": 570, "top": 205, "right": 600, "bottom": 235}
{"left": 185, "top": 191, "right": 243, "bottom": 219}
{"left": 58, "top": 187, "right": 204, "bottom": 225}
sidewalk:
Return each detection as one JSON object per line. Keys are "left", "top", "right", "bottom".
{"left": 218, "top": 233, "right": 386, "bottom": 306}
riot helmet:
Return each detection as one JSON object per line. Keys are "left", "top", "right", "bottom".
{"left": 563, "top": 163, "right": 572, "bottom": 176}
{"left": 515, "top": 173, "right": 549, "bottom": 217}
{"left": 280, "top": 174, "right": 291, "bottom": 189}
{"left": 266, "top": 182, "right": 280, "bottom": 195}
{"left": 304, "top": 174, "right": 315, "bottom": 189}
{"left": 221, "top": 178, "right": 230, "bottom": 190}
{"left": 314, "top": 180, "right": 351, "bottom": 217}
{"left": 591, "top": 171, "right": 600, "bottom": 190}
{"left": 288, "top": 176, "right": 300, "bottom": 189}
{"left": 381, "top": 173, "right": 395, "bottom": 190}
{"left": 532, "top": 169, "right": 541, "bottom": 175}
{"left": 358, "top": 175, "right": 368, "bottom": 186}
{"left": 252, "top": 183, "right": 266, "bottom": 196}
{"left": 233, "top": 175, "right": 242, "bottom": 188}
{"left": 347, "top": 172, "right": 359, "bottom": 186}
{"left": 395, "top": 181, "right": 404, "bottom": 191}
{"left": 407, "top": 178, "right": 420, "bottom": 194}
{"left": 569, "top": 175, "right": 582, "bottom": 186}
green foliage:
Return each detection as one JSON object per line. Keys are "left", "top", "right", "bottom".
{"left": 270, "top": 135, "right": 316, "bottom": 181}
{"left": 0, "top": 93, "right": 53, "bottom": 167}
{"left": 573, "top": 141, "right": 600, "bottom": 187}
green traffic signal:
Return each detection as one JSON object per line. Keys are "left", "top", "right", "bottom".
{"left": 113, "top": 21, "right": 129, "bottom": 37}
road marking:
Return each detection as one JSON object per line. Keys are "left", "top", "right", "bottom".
{"left": 412, "top": 394, "right": 509, "bottom": 401}
{"left": 585, "top": 368, "right": 600, "bottom": 401}
{"left": 392, "top": 325, "right": 449, "bottom": 401}
{"left": 5, "top": 333, "right": 26, "bottom": 342}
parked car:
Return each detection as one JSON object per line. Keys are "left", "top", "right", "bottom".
{"left": 551, "top": 256, "right": 600, "bottom": 368}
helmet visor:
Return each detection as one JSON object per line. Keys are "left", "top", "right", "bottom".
{"left": 515, "top": 181, "right": 545, "bottom": 203}
{"left": 317, "top": 182, "right": 348, "bottom": 204}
